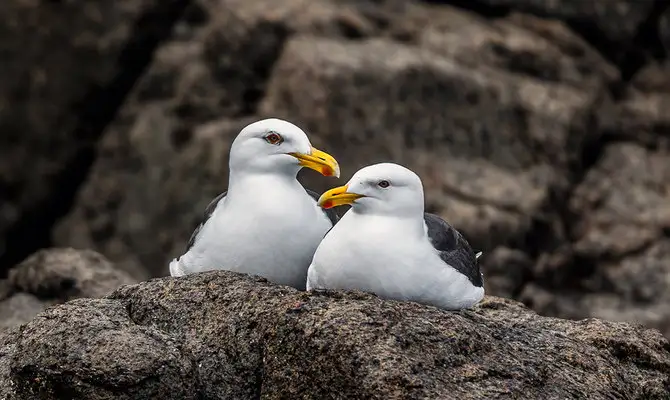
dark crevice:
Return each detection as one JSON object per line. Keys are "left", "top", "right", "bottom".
{"left": 521, "top": 210, "right": 562, "bottom": 259}
{"left": 0, "top": 0, "right": 192, "bottom": 278}
{"left": 515, "top": 93, "right": 637, "bottom": 291}
{"left": 619, "top": 0, "right": 669, "bottom": 82}
{"left": 539, "top": 235, "right": 658, "bottom": 294}
{"left": 0, "top": 147, "right": 96, "bottom": 279}
{"left": 239, "top": 23, "right": 290, "bottom": 116}
{"left": 538, "top": 253, "right": 600, "bottom": 292}
{"left": 253, "top": 343, "right": 265, "bottom": 400}
{"left": 419, "top": 0, "right": 510, "bottom": 18}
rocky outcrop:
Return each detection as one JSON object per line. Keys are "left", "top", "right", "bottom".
{"left": 0, "top": 248, "right": 136, "bottom": 332}
{"left": 1, "top": 271, "right": 668, "bottom": 399}
{"left": 2, "top": 0, "right": 670, "bottom": 341}
{"left": 43, "top": 0, "right": 670, "bottom": 338}
{"left": 521, "top": 143, "right": 670, "bottom": 336}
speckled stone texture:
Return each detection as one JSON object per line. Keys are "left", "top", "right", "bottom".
{"left": 3, "top": 271, "right": 669, "bottom": 399}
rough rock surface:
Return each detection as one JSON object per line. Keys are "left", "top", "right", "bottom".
{"left": 3, "top": 0, "right": 670, "bottom": 342}
{"left": 521, "top": 143, "right": 670, "bottom": 336}
{"left": 1, "top": 271, "right": 668, "bottom": 399}
{"left": 0, "top": 327, "right": 18, "bottom": 399}
{"left": 0, "top": 248, "right": 136, "bottom": 332}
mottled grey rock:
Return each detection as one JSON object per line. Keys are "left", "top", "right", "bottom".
{"left": 0, "top": 294, "right": 52, "bottom": 331}
{"left": 5, "top": 271, "right": 669, "bottom": 399}
{"left": 0, "top": 327, "right": 18, "bottom": 399}
{"left": 7, "top": 247, "right": 136, "bottom": 300}
{"left": 11, "top": 299, "right": 196, "bottom": 400}
{"left": 524, "top": 143, "right": 670, "bottom": 337}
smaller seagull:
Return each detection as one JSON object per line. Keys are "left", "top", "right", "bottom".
{"left": 170, "top": 118, "right": 340, "bottom": 290}
{"left": 307, "top": 163, "right": 484, "bottom": 310}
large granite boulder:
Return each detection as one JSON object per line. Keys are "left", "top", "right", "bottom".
{"left": 1, "top": 271, "right": 669, "bottom": 399}
{"left": 44, "top": 0, "right": 670, "bottom": 337}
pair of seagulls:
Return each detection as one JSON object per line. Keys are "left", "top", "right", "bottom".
{"left": 170, "top": 119, "right": 484, "bottom": 310}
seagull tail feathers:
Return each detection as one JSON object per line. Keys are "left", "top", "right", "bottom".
{"left": 169, "top": 258, "right": 187, "bottom": 277}
{"left": 475, "top": 251, "right": 483, "bottom": 260}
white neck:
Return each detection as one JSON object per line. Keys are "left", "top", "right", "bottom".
{"left": 347, "top": 209, "right": 426, "bottom": 239}
{"left": 228, "top": 167, "right": 298, "bottom": 194}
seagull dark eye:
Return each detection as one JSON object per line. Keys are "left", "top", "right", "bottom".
{"left": 264, "top": 132, "right": 283, "bottom": 145}
{"left": 378, "top": 180, "right": 390, "bottom": 188}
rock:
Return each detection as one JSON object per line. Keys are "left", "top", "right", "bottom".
{"left": 658, "top": 8, "right": 670, "bottom": 54}
{"left": 0, "top": 248, "right": 136, "bottom": 335}
{"left": 570, "top": 144, "right": 670, "bottom": 258}
{"left": 471, "top": 0, "right": 655, "bottom": 48}
{"left": 11, "top": 299, "right": 197, "bottom": 400}
{"left": 0, "top": 293, "right": 54, "bottom": 332}
{"left": 0, "top": 0, "right": 190, "bottom": 274}
{"left": 402, "top": 6, "right": 619, "bottom": 89}
{"left": 522, "top": 143, "right": 670, "bottom": 337}
{"left": 4, "top": 0, "right": 669, "bottom": 362}
{"left": 480, "top": 247, "right": 533, "bottom": 298}
{"left": 606, "top": 61, "right": 670, "bottom": 148}
{"left": 7, "top": 247, "right": 137, "bottom": 300}
{"left": 0, "top": 327, "right": 18, "bottom": 399}
{"left": 4, "top": 271, "right": 670, "bottom": 399}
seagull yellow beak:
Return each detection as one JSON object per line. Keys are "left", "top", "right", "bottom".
{"left": 317, "top": 185, "right": 364, "bottom": 209}
{"left": 290, "top": 147, "right": 340, "bottom": 178}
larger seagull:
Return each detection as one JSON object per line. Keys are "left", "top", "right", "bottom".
{"left": 170, "top": 118, "right": 340, "bottom": 290}
{"left": 307, "top": 163, "right": 484, "bottom": 310}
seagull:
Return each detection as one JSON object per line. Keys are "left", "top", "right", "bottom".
{"left": 169, "top": 118, "right": 341, "bottom": 290}
{"left": 306, "top": 163, "right": 484, "bottom": 310}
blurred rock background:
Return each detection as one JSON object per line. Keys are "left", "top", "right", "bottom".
{"left": 0, "top": 0, "right": 669, "bottom": 337}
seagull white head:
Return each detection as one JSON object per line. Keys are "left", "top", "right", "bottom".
{"left": 318, "top": 163, "right": 424, "bottom": 217}
{"left": 229, "top": 118, "right": 340, "bottom": 178}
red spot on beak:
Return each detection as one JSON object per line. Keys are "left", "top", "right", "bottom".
{"left": 322, "top": 200, "right": 334, "bottom": 209}
{"left": 321, "top": 167, "right": 333, "bottom": 176}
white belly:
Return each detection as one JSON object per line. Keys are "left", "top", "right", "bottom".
{"left": 177, "top": 183, "right": 332, "bottom": 290}
{"left": 307, "top": 214, "right": 484, "bottom": 309}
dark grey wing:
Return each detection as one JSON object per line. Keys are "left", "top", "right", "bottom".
{"left": 185, "top": 191, "right": 227, "bottom": 252}
{"left": 305, "top": 188, "right": 340, "bottom": 226}
{"left": 424, "top": 212, "right": 483, "bottom": 287}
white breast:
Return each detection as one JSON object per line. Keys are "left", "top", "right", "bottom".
{"left": 179, "top": 177, "right": 332, "bottom": 290}
{"left": 307, "top": 212, "right": 484, "bottom": 309}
